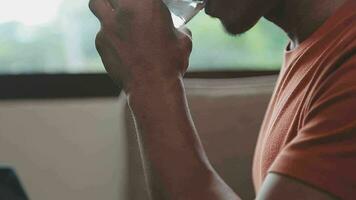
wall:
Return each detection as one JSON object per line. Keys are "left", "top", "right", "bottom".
{"left": 0, "top": 75, "right": 277, "bottom": 200}
{"left": 0, "top": 98, "right": 128, "bottom": 200}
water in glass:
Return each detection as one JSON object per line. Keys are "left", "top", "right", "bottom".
{"left": 162, "top": 0, "right": 205, "bottom": 28}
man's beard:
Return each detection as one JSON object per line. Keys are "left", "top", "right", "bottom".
{"left": 221, "top": 19, "right": 246, "bottom": 36}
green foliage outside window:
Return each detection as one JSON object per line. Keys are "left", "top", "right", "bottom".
{"left": 188, "top": 14, "right": 288, "bottom": 71}
{"left": 0, "top": 0, "right": 288, "bottom": 74}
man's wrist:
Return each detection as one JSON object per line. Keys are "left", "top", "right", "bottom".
{"left": 126, "top": 76, "right": 185, "bottom": 112}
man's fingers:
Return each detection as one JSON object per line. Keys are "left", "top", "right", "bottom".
{"left": 89, "top": 0, "right": 115, "bottom": 25}
{"left": 116, "top": 0, "right": 153, "bottom": 10}
{"left": 178, "top": 26, "right": 192, "bottom": 40}
{"left": 116, "top": 0, "right": 171, "bottom": 21}
{"left": 108, "top": 0, "right": 118, "bottom": 9}
{"left": 176, "top": 26, "right": 193, "bottom": 53}
{"left": 95, "top": 31, "right": 124, "bottom": 87}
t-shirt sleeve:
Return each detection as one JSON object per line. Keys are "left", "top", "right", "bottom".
{"left": 269, "top": 56, "right": 356, "bottom": 199}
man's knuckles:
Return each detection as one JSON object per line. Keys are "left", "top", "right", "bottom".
{"left": 88, "top": 0, "right": 97, "bottom": 14}
{"left": 89, "top": 0, "right": 107, "bottom": 17}
{"left": 176, "top": 30, "right": 193, "bottom": 54}
{"left": 95, "top": 31, "right": 108, "bottom": 52}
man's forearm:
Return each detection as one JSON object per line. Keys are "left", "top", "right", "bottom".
{"left": 127, "top": 77, "right": 240, "bottom": 200}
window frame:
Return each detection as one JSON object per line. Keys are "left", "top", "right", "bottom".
{"left": 0, "top": 70, "right": 279, "bottom": 100}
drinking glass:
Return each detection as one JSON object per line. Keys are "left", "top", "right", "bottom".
{"left": 162, "top": 0, "right": 206, "bottom": 28}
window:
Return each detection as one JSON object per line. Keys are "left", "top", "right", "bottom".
{"left": 188, "top": 14, "right": 288, "bottom": 71}
{"left": 0, "top": 0, "right": 288, "bottom": 75}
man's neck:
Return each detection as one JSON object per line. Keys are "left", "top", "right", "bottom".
{"left": 265, "top": 0, "right": 348, "bottom": 49}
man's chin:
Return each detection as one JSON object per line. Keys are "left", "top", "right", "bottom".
{"left": 220, "top": 18, "right": 259, "bottom": 36}
{"left": 220, "top": 21, "right": 247, "bottom": 35}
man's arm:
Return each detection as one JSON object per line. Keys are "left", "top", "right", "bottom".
{"left": 258, "top": 174, "right": 337, "bottom": 200}
{"left": 128, "top": 78, "right": 240, "bottom": 200}
{"left": 128, "top": 77, "right": 336, "bottom": 200}
{"left": 89, "top": 0, "right": 340, "bottom": 199}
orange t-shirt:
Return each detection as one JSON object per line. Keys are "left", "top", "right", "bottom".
{"left": 252, "top": 1, "right": 356, "bottom": 199}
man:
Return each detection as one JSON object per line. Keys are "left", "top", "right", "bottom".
{"left": 89, "top": 0, "right": 356, "bottom": 199}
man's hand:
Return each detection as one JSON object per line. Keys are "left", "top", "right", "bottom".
{"left": 89, "top": 0, "right": 193, "bottom": 94}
